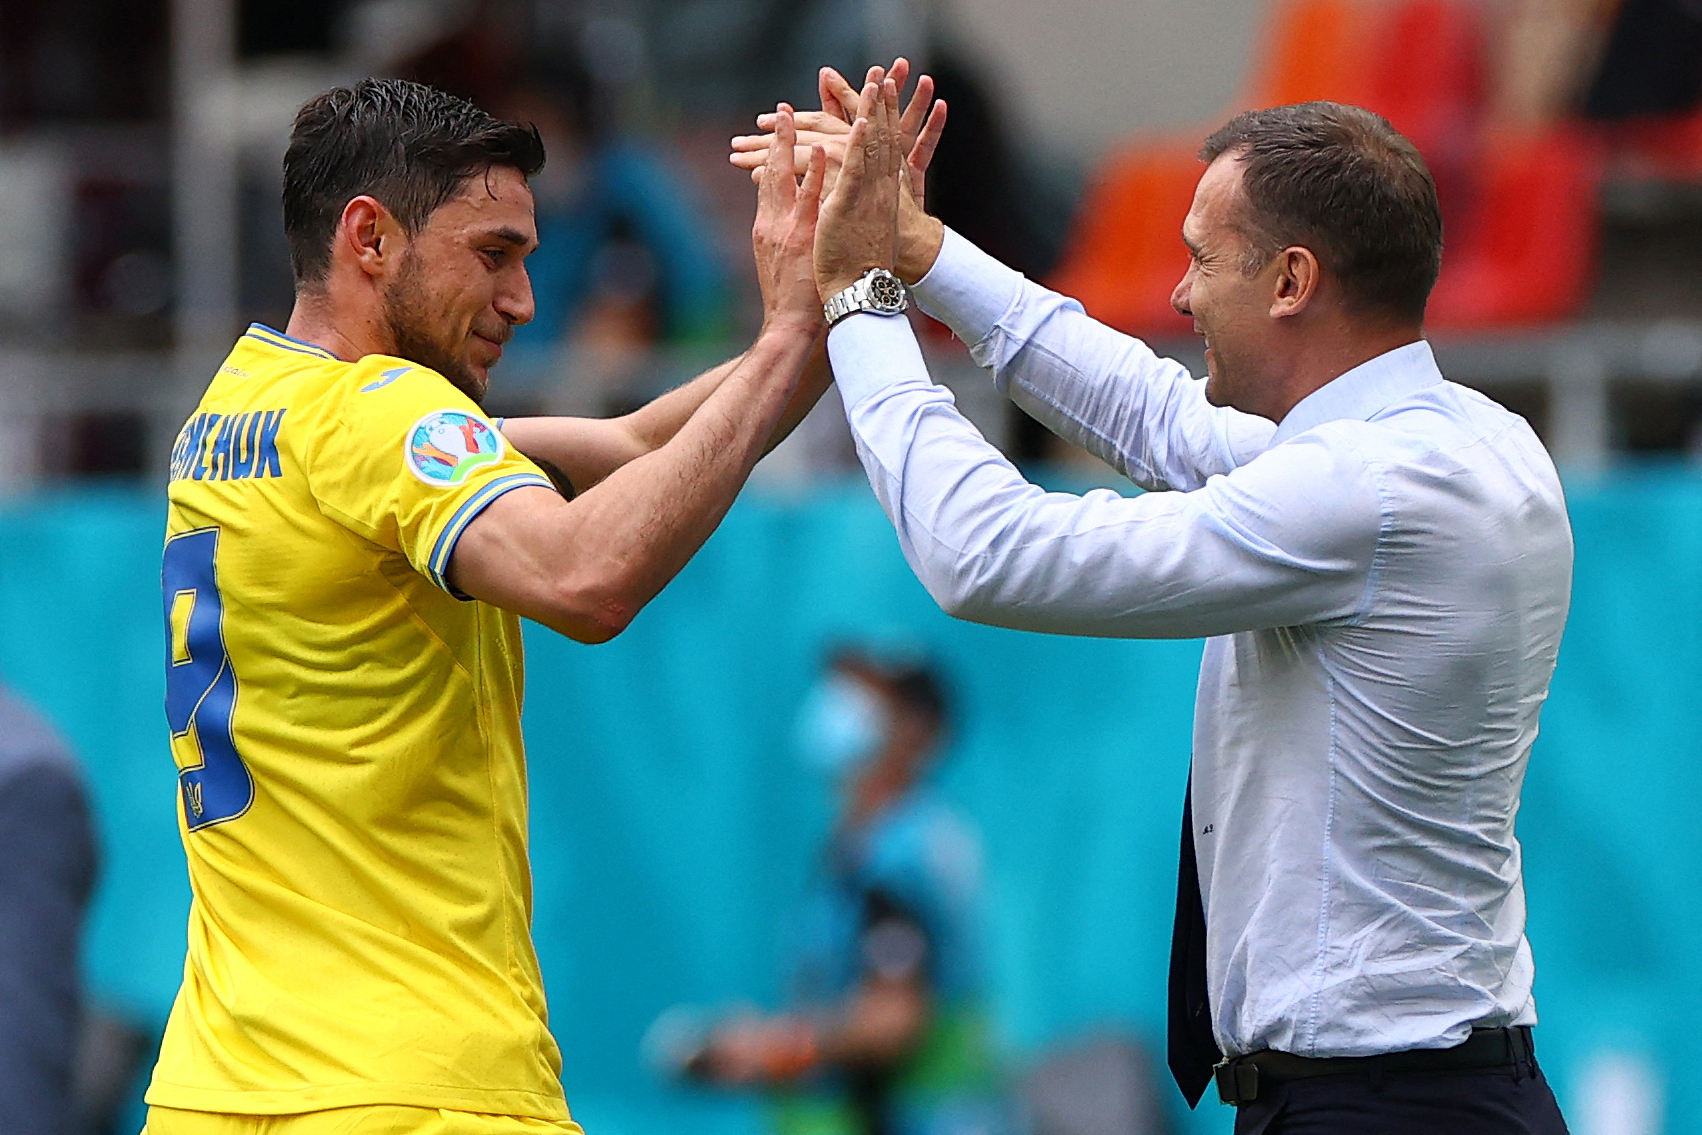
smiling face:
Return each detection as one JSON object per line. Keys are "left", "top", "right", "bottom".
{"left": 1170, "top": 153, "right": 1286, "bottom": 416}
{"left": 381, "top": 164, "right": 538, "bottom": 403}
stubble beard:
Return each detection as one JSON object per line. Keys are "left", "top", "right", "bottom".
{"left": 382, "top": 250, "right": 488, "bottom": 405}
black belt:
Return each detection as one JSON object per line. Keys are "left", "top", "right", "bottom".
{"left": 1214, "top": 1026, "right": 1538, "bottom": 1106}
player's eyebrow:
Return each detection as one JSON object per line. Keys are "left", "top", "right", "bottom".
{"left": 487, "top": 226, "right": 535, "bottom": 249}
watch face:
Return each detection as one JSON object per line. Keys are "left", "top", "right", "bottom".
{"left": 867, "top": 272, "right": 906, "bottom": 312}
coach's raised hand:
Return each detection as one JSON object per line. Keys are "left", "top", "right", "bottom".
{"left": 732, "top": 59, "right": 944, "bottom": 201}
{"left": 814, "top": 76, "right": 904, "bottom": 301}
{"left": 732, "top": 61, "right": 946, "bottom": 283}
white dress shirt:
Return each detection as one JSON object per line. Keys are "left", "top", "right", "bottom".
{"left": 825, "top": 229, "right": 1574, "bottom": 1058}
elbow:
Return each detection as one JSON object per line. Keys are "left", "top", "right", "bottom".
{"left": 545, "top": 574, "right": 641, "bottom": 644}
{"left": 929, "top": 567, "right": 994, "bottom": 624}
{"left": 935, "top": 585, "right": 976, "bottom": 622}
{"left": 563, "top": 616, "right": 627, "bottom": 645}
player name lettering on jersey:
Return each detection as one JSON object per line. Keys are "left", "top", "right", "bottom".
{"left": 169, "top": 409, "right": 287, "bottom": 483}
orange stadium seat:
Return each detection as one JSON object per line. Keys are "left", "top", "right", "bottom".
{"left": 1248, "top": 0, "right": 1378, "bottom": 108}
{"left": 1046, "top": 142, "right": 1200, "bottom": 337}
{"left": 1048, "top": 0, "right": 1596, "bottom": 337}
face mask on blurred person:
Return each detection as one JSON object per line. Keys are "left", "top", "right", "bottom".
{"left": 795, "top": 673, "right": 890, "bottom": 777}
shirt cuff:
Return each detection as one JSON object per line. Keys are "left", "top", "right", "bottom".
{"left": 826, "top": 313, "right": 932, "bottom": 410}
{"left": 427, "top": 472, "right": 557, "bottom": 599}
{"left": 910, "top": 227, "right": 1027, "bottom": 345}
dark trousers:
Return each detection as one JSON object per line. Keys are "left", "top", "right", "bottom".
{"left": 1232, "top": 1061, "right": 1571, "bottom": 1135}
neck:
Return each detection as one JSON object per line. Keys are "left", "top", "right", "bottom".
{"left": 1266, "top": 321, "right": 1422, "bottom": 424}
{"left": 283, "top": 281, "right": 392, "bottom": 363}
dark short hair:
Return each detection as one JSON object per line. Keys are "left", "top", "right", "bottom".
{"left": 1199, "top": 101, "right": 1442, "bottom": 323}
{"left": 830, "top": 649, "right": 952, "bottom": 730}
{"left": 886, "top": 664, "right": 950, "bottom": 728}
{"left": 282, "top": 78, "right": 545, "bottom": 285}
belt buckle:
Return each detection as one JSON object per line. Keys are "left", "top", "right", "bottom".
{"left": 1214, "top": 1057, "right": 1259, "bottom": 1105}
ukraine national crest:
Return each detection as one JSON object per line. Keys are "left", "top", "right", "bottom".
{"left": 406, "top": 410, "right": 503, "bottom": 486}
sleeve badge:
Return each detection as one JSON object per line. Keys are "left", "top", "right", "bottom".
{"left": 406, "top": 410, "right": 504, "bottom": 486}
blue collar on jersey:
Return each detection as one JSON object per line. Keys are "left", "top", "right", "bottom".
{"left": 245, "top": 323, "right": 342, "bottom": 362}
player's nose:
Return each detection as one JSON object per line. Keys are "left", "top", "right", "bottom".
{"left": 497, "top": 267, "right": 535, "bottom": 327}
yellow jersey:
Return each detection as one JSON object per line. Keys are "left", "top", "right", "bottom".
{"left": 147, "top": 323, "right": 574, "bottom": 1122}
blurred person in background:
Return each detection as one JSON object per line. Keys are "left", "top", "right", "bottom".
{"left": 403, "top": 10, "right": 733, "bottom": 381}
{"left": 0, "top": 683, "right": 98, "bottom": 1135}
{"left": 741, "top": 74, "right": 1573, "bottom": 1134}
{"left": 678, "top": 649, "right": 1007, "bottom": 1135}
{"left": 1491, "top": 0, "right": 1700, "bottom": 126}
{"left": 142, "top": 78, "right": 830, "bottom": 1134}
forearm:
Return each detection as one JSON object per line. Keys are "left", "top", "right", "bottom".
{"left": 913, "top": 228, "right": 1273, "bottom": 490}
{"left": 629, "top": 335, "right": 830, "bottom": 459}
{"left": 764, "top": 336, "right": 833, "bottom": 455}
{"left": 542, "top": 323, "right": 816, "bottom": 636}
{"left": 454, "top": 322, "right": 817, "bottom": 640}
{"left": 497, "top": 354, "right": 749, "bottom": 495}
{"left": 815, "top": 980, "right": 928, "bottom": 1068}
{"left": 623, "top": 353, "right": 748, "bottom": 451}
{"left": 830, "top": 316, "right": 1368, "bottom": 639}
{"left": 701, "top": 982, "right": 927, "bottom": 1086}
{"left": 503, "top": 331, "right": 829, "bottom": 492}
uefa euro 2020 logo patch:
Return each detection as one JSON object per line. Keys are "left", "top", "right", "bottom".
{"left": 406, "top": 410, "right": 503, "bottom": 487}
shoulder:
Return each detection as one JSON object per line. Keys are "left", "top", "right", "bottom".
{"left": 1206, "top": 424, "right": 1389, "bottom": 548}
{"left": 1357, "top": 382, "right": 1562, "bottom": 499}
{"left": 299, "top": 355, "right": 491, "bottom": 454}
{"left": 1323, "top": 386, "right": 1569, "bottom": 549}
{"left": 299, "top": 354, "right": 458, "bottom": 412}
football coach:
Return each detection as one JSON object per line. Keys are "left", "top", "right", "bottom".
{"left": 767, "top": 75, "right": 1575, "bottom": 1134}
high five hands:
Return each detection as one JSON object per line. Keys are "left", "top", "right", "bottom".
{"left": 749, "top": 103, "right": 828, "bottom": 332}
{"left": 814, "top": 74, "right": 906, "bottom": 300}
{"left": 734, "top": 60, "right": 948, "bottom": 287}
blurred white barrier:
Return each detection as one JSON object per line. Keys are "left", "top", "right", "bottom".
{"left": 171, "top": 0, "right": 240, "bottom": 354}
{"left": 1154, "top": 320, "right": 1702, "bottom": 472}
{"left": 0, "top": 145, "right": 69, "bottom": 319}
{"left": 4, "top": 321, "right": 1702, "bottom": 489}
{"left": 1575, "top": 1050, "right": 1664, "bottom": 1135}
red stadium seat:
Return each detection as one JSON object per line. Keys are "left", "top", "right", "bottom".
{"left": 1426, "top": 124, "right": 1603, "bottom": 329}
{"left": 1361, "top": 0, "right": 1484, "bottom": 207}
{"left": 1606, "top": 108, "right": 1702, "bottom": 182}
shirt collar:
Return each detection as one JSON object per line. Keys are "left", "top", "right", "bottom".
{"left": 244, "top": 323, "right": 342, "bottom": 362}
{"left": 1269, "top": 339, "right": 1443, "bottom": 445}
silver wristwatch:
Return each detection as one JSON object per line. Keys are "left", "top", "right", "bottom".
{"left": 823, "top": 268, "right": 909, "bottom": 326}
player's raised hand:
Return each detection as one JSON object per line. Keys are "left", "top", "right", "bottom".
{"left": 731, "top": 58, "right": 946, "bottom": 212}
{"left": 815, "top": 76, "right": 904, "bottom": 301}
{"left": 752, "top": 103, "right": 829, "bottom": 331}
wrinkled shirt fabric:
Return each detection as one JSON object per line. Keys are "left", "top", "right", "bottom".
{"left": 824, "top": 228, "right": 1574, "bottom": 1058}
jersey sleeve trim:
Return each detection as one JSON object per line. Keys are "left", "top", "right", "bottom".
{"left": 427, "top": 472, "right": 557, "bottom": 599}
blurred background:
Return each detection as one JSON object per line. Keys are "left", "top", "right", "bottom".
{"left": 0, "top": 0, "right": 1699, "bottom": 1131}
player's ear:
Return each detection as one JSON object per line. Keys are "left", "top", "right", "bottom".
{"left": 340, "top": 195, "right": 403, "bottom": 279}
